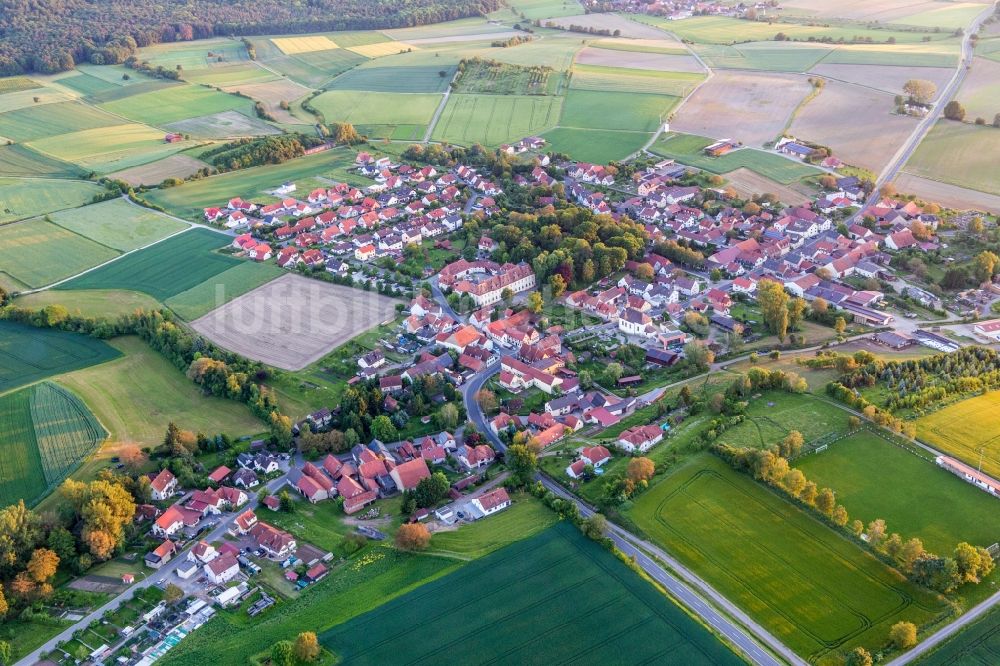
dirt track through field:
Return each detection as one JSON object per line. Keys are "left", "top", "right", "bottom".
{"left": 192, "top": 273, "right": 399, "bottom": 370}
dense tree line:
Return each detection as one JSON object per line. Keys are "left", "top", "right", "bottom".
{"left": 202, "top": 134, "right": 326, "bottom": 172}
{"left": 0, "top": 0, "right": 502, "bottom": 75}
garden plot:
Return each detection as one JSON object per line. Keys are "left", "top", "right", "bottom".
{"left": 788, "top": 79, "right": 917, "bottom": 173}
{"left": 671, "top": 70, "right": 813, "bottom": 147}
{"left": 191, "top": 274, "right": 399, "bottom": 370}
{"left": 575, "top": 46, "right": 705, "bottom": 73}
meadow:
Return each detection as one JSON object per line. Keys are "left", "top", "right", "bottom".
{"left": 905, "top": 121, "right": 1000, "bottom": 196}
{"left": 644, "top": 15, "right": 947, "bottom": 45}
{"left": 309, "top": 90, "right": 441, "bottom": 126}
{"left": 321, "top": 522, "right": 743, "bottom": 665}
{"left": 494, "top": 0, "right": 584, "bottom": 20}
{"left": 541, "top": 127, "right": 650, "bottom": 163}
{"left": 0, "top": 382, "right": 106, "bottom": 507}
{"left": 560, "top": 89, "right": 677, "bottom": 132}
{"left": 426, "top": 499, "right": 557, "bottom": 560}
{"left": 13, "top": 290, "right": 162, "bottom": 320}
{"left": 0, "top": 321, "right": 122, "bottom": 393}
{"left": 0, "top": 177, "right": 102, "bottom": 225}
{"left": 145, "top": 147, "right": 356, "bottom": 219}
{"left": 55, "top": 337, "right": 263, "bottom": 448}
{"left": 692, "top": 42, "right": 832, "bottom": 71}
{"left": 57, "top": 228, "right": 241, "bottom": 300}
{"left": 916, "top": 391, "right": 1000, "bottom": 479}
{"left": 0, "top": 101, "right": 119, "bottom": 142}
{"left": 628, "top": 453, "right": 949, "bottom": 662}
{"left": 163, "top": 261, "right": 285, "bottom": 320}
{"left": 432, "top": 93, "right": 562, "bottom": 146}
{"left": 0, "top": 144, "right": 84, "bottom": 178}
{"left": 570, "top": 64, "right": 703, "bottom": 96}
{"left": 715, "top": 391, "right": 853, "bottom": 450}
{"left": 0, "top": 218, "right": 119, "bottom": 289}
{"left": 49, "top": 199, "right": 188, "bottom": 252}
{"left": 918, "top": 604, "right": 1000, "bottom": 664}
{"left": 795, "top": 430, "right": 1000, "bottom": 554}
{"left": 328, "top": 63, "right": 456, "bottom": 93}
{"left": 652, "top": 132, "right": 823, "bottom": 183}
{"left": 27, "top": 124, "right": 197, "bottom": 174}
{"left": 99, "top": 84, "right": 252, "bottom": 127}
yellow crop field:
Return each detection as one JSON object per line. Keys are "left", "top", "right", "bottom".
{"left": 917, "top": 391, "right": 1000, "bottom": 479}
{"left": 271, "top": 36, "right": 339, "bottom": 55}
{"left": 347, "top": 42, "right": 415, "bottom": 58}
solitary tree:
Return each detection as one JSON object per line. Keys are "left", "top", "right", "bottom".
{"left": 757, "top": 279, "right": 789, "bottom": 340}
{"left": 627, "top": 457, "right": 655, "bottom": 483}
{"left": 974, "top": 250, "right": 999, "bottom": 283}
{"left": 943, "top": 100, "right": 966, "bottom": 121}
{"left": 889, "top": 621, "right": 917, "bottom": 650}
{"left": 294, "top": 632, "right": 321, "bottom": 663}
{"left": 395, "top": 523, "right": 431, "bottom": 551}
{"left": 903, "top": 79, "right": 937, "bottom": 104}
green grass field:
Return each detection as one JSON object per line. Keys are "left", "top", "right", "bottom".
{"left": 13, "top": 289, "right": 162, "bottom": 320}
{"left": 895, "top": 2, "right": 991, "bottom": 30}
{"left": 164, "top": 261, "right": 284, "bottom": 320}
{"left": 561, "top": 89, "right": 677, "bottom": 132}
{"left": 145, "top": 147, "right": 356, "bottom": 219}
{"left": 541, "top": 126, "right": 650, "bottom": 162}
{"left": 652, "top": 132, "right": 823, "bottom": 183}
{"left": 796, "top": 430, "right": 1000, "bottom": 554}
{"left": 310, "top": 90, "right": 441, "bottom": 126}
{"left": 322, "top": 521, "right": 743, "bottom": 665}
{"left": 58, "top": 228, "right": 240, "bottom": 300}
{"left": 140, "top": 39, "right": 250, "bottom": 70}
{"left": 0, "top": 217, "right": 119, "bottom": 288}
{"left": 0, "top": 101, "right": 120, "bottom": 142}
{"left": 181, "top": 63, "right": 276, "bottom": 87}
{"left": 0, "top": 382, "right": 106, "bottom": 508}
{"left": 0, "top": 321, "right": 122, "bottom": 394}
{"left": 628, "top": 453, "right": 949, "bottom": 663}
{"left": 0, "top": 178, "right": 102, "bottom": 225}
{"left": 57, "top": 72, "right": 122, "bottom": 97}
{"left": 55, "top": 336, "right": 262, "bottom": 448}
{"left": 571, "top": 64, "right": 704, "bottom": 96}
{"left": 716, "top": 391, "right": 853, "bottom": 450}
{"left": 427, "top": 497, "right": 558, "bottom": 559}
{"left": 693, "top": 42, "right": 832, "bottom": 71}
{"left": 432, "top": 93, "right": 562, "bottom": 146}
{"left": 495, "top": 0, "right": 584, "bottom": 20}
{"left": 328, "top": 64, "right": 455, "bottom": 93}
{"left": 905, "top": 121, "right": 1000, "bottom": 196}
{"left": 0, "top": 76, "right": 41, "bottom": 94}
{"left": 818, "top": 41, "right": 961, "bottom": 67}
{"left": 99, "top": 84, "right": 252, "bottom": 126}
{"left": 643, "top": 14, "right": 946, "bottom": 45}
{"left": 27, "top": 123, "right": 197, "bottom": 174}
{"left": 49, "top": 199, "right": 188, "bottom": 252}
{"left": 0, "top": 145, "right": 84, "bottom": 178}
{"left": 916, "top": 391, "right": 1000, "bottom": 479}
{"left": 918, "top": 604, "right": 1000, "bottom": 664}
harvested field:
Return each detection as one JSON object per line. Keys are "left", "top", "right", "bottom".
{"left": 346, "top": 42, "right": 414, "bottom": 58}
{"left": 406, "top": 30, "right": 522, "bottom": 45}
{"left": 788, "top": 79, "right": 917, "bottom": 172}
{"left": 575, "top": 47, "right": 704, "bottom": 73}
{"left": 165, "top": 110, "right": 279, "bottom": 139}
{"left": 671, "top": 70, "right": 812, "bottom": 146}
{"left": 957, "top": 56, "right": 1000, "bottom": 121}
{"left": 819, "top": 41, "right": 960, "bottom": 67}
{"left": 725, "top": 167, "right": 813, "bottom": 206}
{"left": 543, "top": 13, "right": 674, "bottom": 40}
{"left": 904, "top": 121, "right": 1000, "bottom": 196}
{"left": 191, "top": 274, "right": 399, "bottom": 370}
{"left": 108, "top": 154, "right": 209, "bottom": 186}
{"left": 893, "top": 173, "right": 1000, "bottom": 214}
{"left": 322, "top": 522, "right": 741, "bottom": 665}
{"left": 222, "top": 79, "right": 311, "bottom": 124}
{"left": 808, "top": 63, "right": 952, "bottom": 98}
{"left": 0, "top": 321, "right": 122, "bottom": 394}
{"left": 328, "top": 63, "right": 454, "bottom": 93}
{"left": 271, "top": 36, "right": 338, "bottom": 54}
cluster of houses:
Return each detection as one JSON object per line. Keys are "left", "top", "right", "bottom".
{"left": 289, "top": 432, "right": 497, "bottom": 514}
{"left": 207, "top": 152, "right": 509, "bottom": 275}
